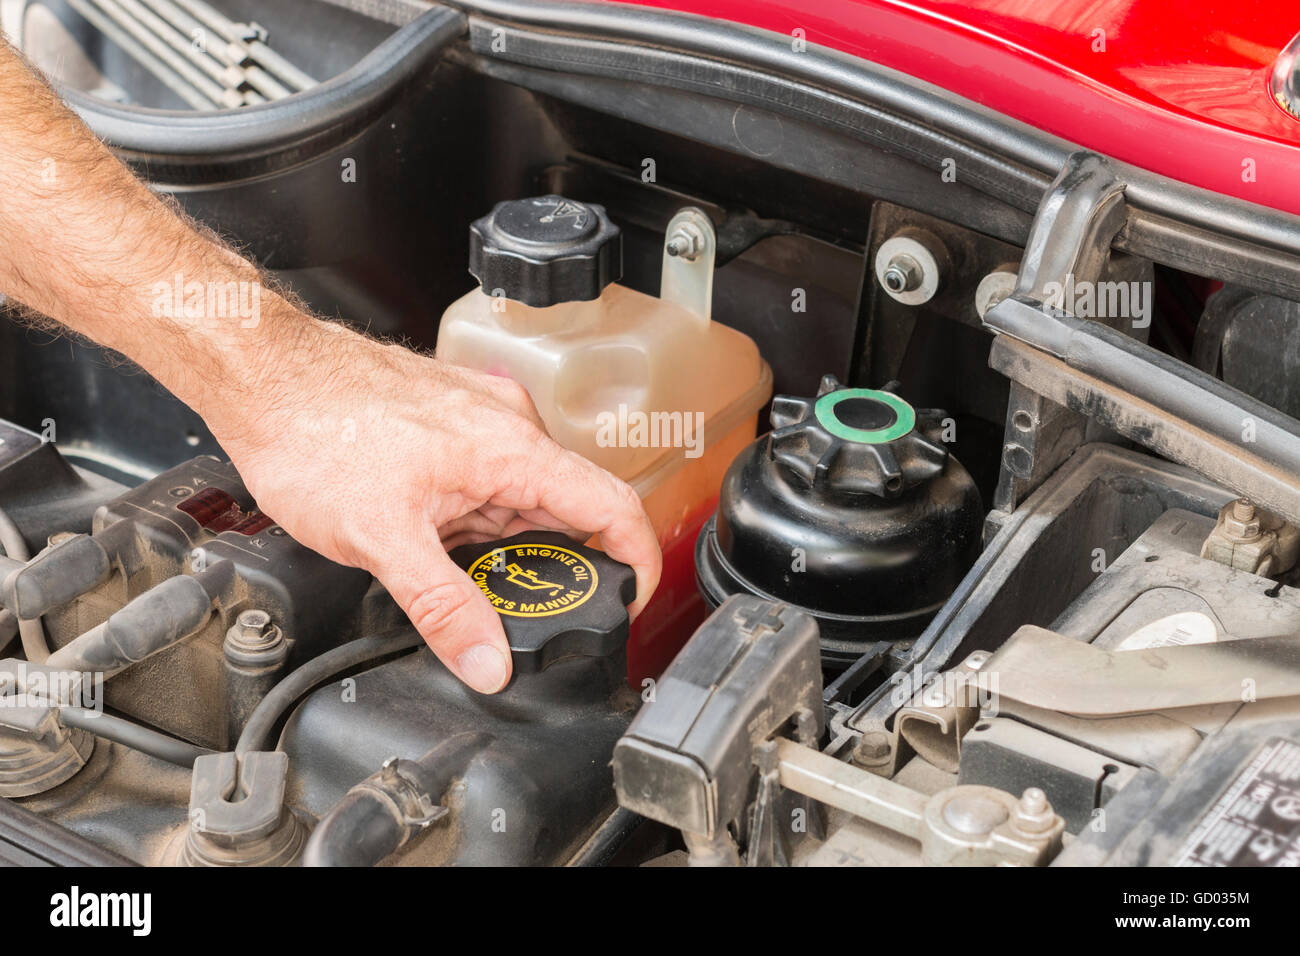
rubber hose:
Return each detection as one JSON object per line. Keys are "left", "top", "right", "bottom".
{"left": 303, "top": 732, "right": 491, "bottom": 867}
{"left": 60, "top": 706, "right": 214, "bottom": 768}
{"left": 236, "top": 630, "right": 424, "bottom": 757}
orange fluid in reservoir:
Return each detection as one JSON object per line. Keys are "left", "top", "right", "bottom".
{"left": 613, "top": 412, "right": 762, "bottom": 684}
{"left": 437, "top": 283, "right": 771, "bottom": 684}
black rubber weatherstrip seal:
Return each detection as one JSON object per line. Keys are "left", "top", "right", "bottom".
{"left": 61, "top": 5, "right": 466, "bottom": 169}
{"left": 456, "top": 20, "right": 1046, "bottom": 235}
{"left": 444, "top": 0, "right": 1300, "bottom": 293}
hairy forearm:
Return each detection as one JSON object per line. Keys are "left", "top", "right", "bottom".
{"left": 0, "top": 40, "right": 661, "bottom": 692}
{"left": 0, "top": 39, "right": 334, "bottom": 436}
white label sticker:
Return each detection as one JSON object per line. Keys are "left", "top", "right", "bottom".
{"left": 1116, "top": 611, "right": 1219, "bottom": 651}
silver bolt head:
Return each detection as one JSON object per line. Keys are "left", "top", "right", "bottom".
{"left": 665, "top": 225, "right": 703, "bottom": 260}
{"left": 236, "top": 609, "right": 272, "bottom": 641}
{"left": 882, "top": 255, "right": 922, "bottom": 293}
{"left": 1014, "top": 787, "right": 1056, "bottom": 833}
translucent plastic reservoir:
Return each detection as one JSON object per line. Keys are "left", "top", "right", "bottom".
{"left": 438, "top": 282, "right": 770, "bottom": 537}
{"left": 438, "top": 279, "right": 771, "bottom": 680}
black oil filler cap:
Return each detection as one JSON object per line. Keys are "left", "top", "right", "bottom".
{"left": 450, "top": 531, "right": 635, "bottom": 672}
{"left": 468, "top": 195, "right": 622, "bottom": 308}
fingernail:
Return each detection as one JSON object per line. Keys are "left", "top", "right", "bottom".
{"left": 455, "top": 643, "right": 509, "bottom": 693}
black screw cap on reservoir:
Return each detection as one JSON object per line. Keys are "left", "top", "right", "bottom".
{"left": 449, "top": 531, "right": 635, "bottom": 673}
{"left": 468, "top": 195, "right": 622, "bottom": 308}
{"left": 695, "top": 375, "right": 984, "bottom": 667}
{"left": 768, "top": 375, "right": 948, "bottom": 498}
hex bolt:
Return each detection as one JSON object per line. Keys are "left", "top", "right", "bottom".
{"left": 1224, "top": 497, "right": 1262, "bottom": 541}
{"left": 665, "top": 224, "right": 704, "bottom": 261}
{"left": 881, "top": 254, "right": 922, "bottom": 294}
{"left": 875, "top": 230, "right": 946, "bottom": 305}
{"left": 225, "top": 608, "right": 285, "bottom": 665}
{"left": 1013, "top": 787, "right": 1056, "bottom": 834}
{"left": 236, "top": 609, "right": 274, "bottom": 644}
{"left": 851, "top": 731, "right": 892, "bottom": 767}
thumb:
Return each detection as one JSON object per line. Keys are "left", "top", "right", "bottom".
{"left": 378, "top": 542, "right": 513, "bottom": 694}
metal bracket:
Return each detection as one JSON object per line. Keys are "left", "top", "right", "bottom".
{"left": 990, "top": 152, "right": 1130, "bottom": 516}
{"left": 660, "top": 206, "right": 716, "bottom": 324}
{"left": 772, "top": 738, "right": 1064, "bottom": 865}
{"left": 987, "top": 314, "right": 1300, "bottom": 524}
{"left": 894, "top": 651, "right": 989, "bottom": 774}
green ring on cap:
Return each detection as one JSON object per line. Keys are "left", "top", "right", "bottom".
{"left": 814, "top": 389, "right": 915, "bottom": 444}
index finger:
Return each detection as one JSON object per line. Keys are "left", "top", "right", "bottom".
{"left": 495, "top": 438, "right": 661, "bottom": 619}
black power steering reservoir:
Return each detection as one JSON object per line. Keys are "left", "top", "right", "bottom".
{"left": 450, "top": 531, "right": 635, "bottom": 673}
{"left": 696, "top": 376, "right": 982, "bottom": 666}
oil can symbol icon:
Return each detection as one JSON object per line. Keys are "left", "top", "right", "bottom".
{"left": 505, "top": 563, "right": 564, "bottom": 597}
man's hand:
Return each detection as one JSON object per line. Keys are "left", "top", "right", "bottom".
{"left": 0, "top": 39, "right": 661, "bottom": 693}
{"left": 206, "top": 323, "right": 660, "bottom": 693}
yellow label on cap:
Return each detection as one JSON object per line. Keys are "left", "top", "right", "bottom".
{"left": 466, "top": 543, "right": 599, "bottom": 618}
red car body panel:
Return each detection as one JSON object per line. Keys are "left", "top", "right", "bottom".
{"left": 596, "top": 0, "right": 1300, "bottom": 216}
